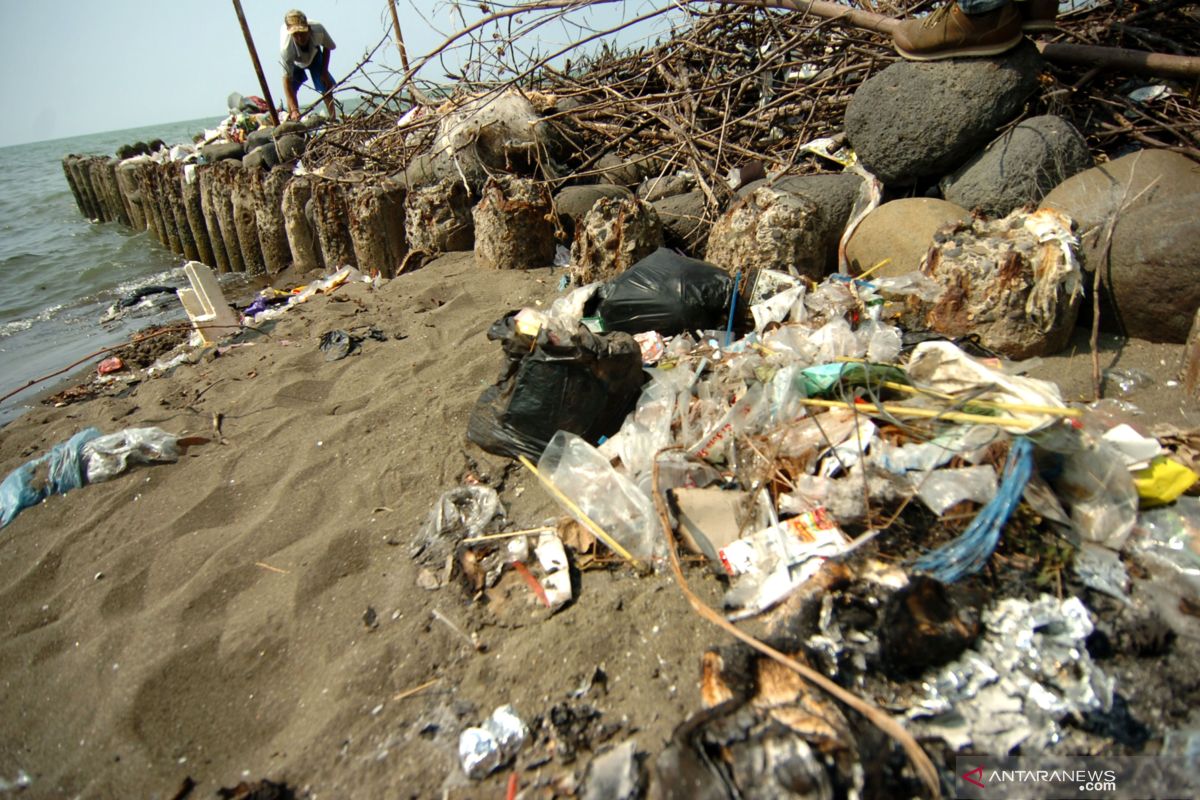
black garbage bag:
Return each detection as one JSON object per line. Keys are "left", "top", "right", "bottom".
{"left": 467, "top": 313, "right": 646, "bottom": 460}
{"left": 595, "top": 248, "right": 734, "bottom": 335}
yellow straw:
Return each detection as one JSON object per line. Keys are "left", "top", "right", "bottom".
{"left": 463, "top": 527, "right": 557, "bottom": 544}
{"left": 796, "top": 397, "right": 1039, "bottom": 430}
{"left": 519, "top": 455, "right": 646, "bottom": 572}
{"left": 880, "top": 381, "right": 1081, "bottom": 417}
{"left": 854, "top": 257, "right": 892, "bottom": 281}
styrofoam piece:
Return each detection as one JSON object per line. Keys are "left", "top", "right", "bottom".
{"left": 178, "top": 261, "right": 240, "bottom": 344}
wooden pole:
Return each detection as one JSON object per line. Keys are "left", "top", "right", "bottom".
{"left": 387, "top": 0, "right": 411, "bottom": 75}
{"left": 387, "top": 0, "right": 433, "bottom": 106}
{"left": 231, "top": 0, "right": 281, "bottom": 126}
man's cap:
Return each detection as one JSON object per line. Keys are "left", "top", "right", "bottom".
{"left": 284, "top": 10, "right": 310, "bottom": 35}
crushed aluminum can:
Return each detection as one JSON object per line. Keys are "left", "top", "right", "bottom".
{"left": 458, "top": 704, "right": 528, "bottom": 779}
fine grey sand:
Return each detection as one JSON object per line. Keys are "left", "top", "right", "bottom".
{"left": 0, "top": 252, "right": 1195, "bottom": 798}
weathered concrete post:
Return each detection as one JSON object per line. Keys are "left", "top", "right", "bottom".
{"left": 404, "top": 179, "right": 474, "bottom": 257}
{"left": 205, "top": 162, "right": 246, "bottom": 273}
{"left": 133, "top": 160, "right": 169, "bottom": 247}
{"left": 473, "top": 176, "right": 556, "bottom": 270}
{"left": 232, "top": 166, "right": 266, "bottom": 275}
{"left": 282, "top": 175, "right": 323, "bottom": 273}
{"left": 103, "top": 158, "right": 132, "bottom": 227}
{"left": 349, "top": 182, "right": 407, "bottom": 278}
{"left": 197, "top": 165, "right": 232, "bottom": 274}
{"left": 150, "top": 162, "right": 183, "bottom": 255}
{"left": 61, "top": 156, "right": 88, "bottom": 218}
{"left": 179, "top": 164, "right": 216, "bottom": 267}
{"left": 311, "top": 178, "right": 357, "bottom": 269}
{"left": 160, "top": 162, "right": 198, "bottom": 261}
{"left": 115, "top": 159, "right": 147, "bottom": 231}
{"left": 255, "top": 167, "right": 292, "bottom": 274}
{"left": 69, "top": 156, "right": 102, "bottom": 221}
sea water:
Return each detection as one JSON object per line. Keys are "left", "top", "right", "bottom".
{"left": 0, "top": 117, "right": 224, "bottom": 427}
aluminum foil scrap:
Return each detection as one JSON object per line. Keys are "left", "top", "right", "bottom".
{"left": 459, "top": 705, "right": 528, "bottom": 779}
{"left": 907, "top": 595, "right": 1114, "bottom": 754}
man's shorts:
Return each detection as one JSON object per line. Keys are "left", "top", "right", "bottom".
{"left": 290, "top": 48, "right": 333, "bottom": 93}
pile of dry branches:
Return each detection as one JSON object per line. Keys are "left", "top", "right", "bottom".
{"left": 305, "top": 0, "right": 1200, "bottom": 211}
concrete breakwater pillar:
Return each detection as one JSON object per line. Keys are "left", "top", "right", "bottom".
{"left": 102, "top": 159, "right": 132, "bottom": 228}
{"left": 66, "top": 155, "right": 102, "bottom": 221}
{"left": 115, "top": 160, "right": 147, "bottom": 232}
{"left": 179, "top": 164, "right": 215, "bottom": 267}
{"left": 64, "top": 148, "right": 434, "bottom": 280}
{"left": 281, "top": 175, "right": 322, "bottom": 273}
{"left": 255, "top": 167, "right": 293, "bottom": 275}
{"left": 473, "top": 176, "right": 556, "bottom": 270}
{"left": 133, "top": 160, "right": 169, "bottom": 248}
{"left": 61, "top": 156, "right": 88, "bottom": 218}
{"left": 203, "top": 162, "right": 246, "bottom": 274}
{"left": 196, "top": 164, "right": 232, "bottom": 274}
{"left": 232, "top": 167, "right": 266, "bottom": 276}
{"left": 149, "top": 162, "right": 183, "bottom": 255}
{"left": 311, "top": 178, "right": 356, "bottom": 269}
{"left": 158, "top": 162, "right": 197, "bottom": 261}
{"left": 349, "top": 182, "right": 407, "bottom": 278}
{"left": 91, "top": 158, "right": 125, "bottom": 224}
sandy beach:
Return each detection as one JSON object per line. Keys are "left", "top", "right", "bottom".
{"left": 1, "top": 248, "right": 1196, "bottom": 798}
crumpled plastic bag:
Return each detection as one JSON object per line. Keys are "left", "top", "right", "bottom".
{"left": 411, "top": 486, "right": 504, "bottom": 568}
{"left": 1, "top": 428, "right": 100, "bottom": 528}
{"left": 82, "top": 427, "right": 181, "bottom": 484}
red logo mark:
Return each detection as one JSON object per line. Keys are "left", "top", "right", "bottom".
{"left": 962, "top": 766, "right": 986, "bottom": 788}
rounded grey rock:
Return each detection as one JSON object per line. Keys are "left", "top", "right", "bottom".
{"left": 941, "top": 115, "right": 1091, "bottom": 216}
{"left": 845, "top": 43, "right": 1043, "bottom": 186}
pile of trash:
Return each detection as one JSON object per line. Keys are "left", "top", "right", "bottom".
{"left": 406, "top": 241, "right": 1200, "bottom": 793}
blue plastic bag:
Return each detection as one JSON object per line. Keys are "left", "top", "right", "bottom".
{"left": 0, "top": 428, "right": 101, "bottom": 528}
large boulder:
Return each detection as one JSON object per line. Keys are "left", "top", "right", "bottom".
{"left": 845, "top": 43, "right": 1042, "bottom": 185}
{"left": 393, "top": 150, "right": 486, "bottom": 192}
{"left": 1102, "top": 194, "right": 1200, "bottom": 342}
{"left": 845, "top": 198, "right": 971, "bottom": 277}
{"left": 570, "top": 198, "right": 663, "bottom": 285}
{"left": 594, "top": 153, "right": 658, "bottom": 188}
{"left": 706, "top": 173, "right": 862, "bottom": 279}
{"left": 553, "top": 184, "right": 633, "bottom": 237}
{"left": 653, "top": 190, "right": 708, "bottom": 256}
{"left": 941, "top": 115, "right": 1091, "bottom": 216}
{"left": 915, "top": 209, "right": 1083, "bottom": 358}
{"left": 1039, "top": 148, "right": 1200, "bottom": 269}
{"left": 638, "top": 174, "right": 694, "bottom": 202}
{"left": 199, "top": 141, "right": 245, "bottom": 163}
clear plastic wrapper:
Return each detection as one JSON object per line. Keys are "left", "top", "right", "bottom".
{"left": 1104, "top": 367, "right": 1154, "bottom": 396}
{"left": 914, "top": 465, "right": 998, "bottom": 515}
{"left": 412, "top": 486, "right": 504, "bottom": 569}
{"left": 1051, "top": 434, "right": 1139, "bottom": 549}
{"left": 539, "top": 432, "right": 662, "bottom": 562}
{"left": 808, "top": 317, "right": 863, "bottom": 362}
{"left": 856, "top": 320, "right": 902, "bottom": 363}
{"left": 750, "top": 285, "right": 805, "bottom": 331}
{"left": 82, "top": 427, "right": 181, "bottom": 484}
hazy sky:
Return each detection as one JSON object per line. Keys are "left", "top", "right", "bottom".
{"left": 0, "top": 0, "right": 670, "bottom": 148}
